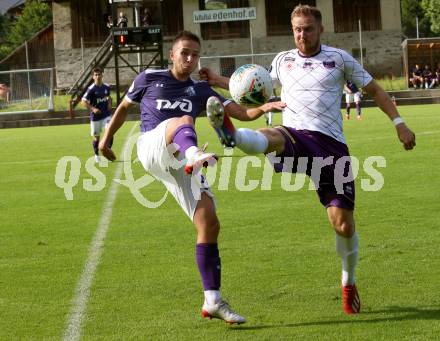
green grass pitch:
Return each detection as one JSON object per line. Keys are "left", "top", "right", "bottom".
{"left": 0, "top": 104, "right": 439, "bottom": 340}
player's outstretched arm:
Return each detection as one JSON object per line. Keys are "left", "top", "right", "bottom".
{"left": 363, "top": 80, "right": 416, "bottom": 150}
{"left": 225, "top": 100, "right": 286, "bottom": 121}
{"left": 99, "top": 98, "right": 131, "bottom": 161}
{"left": 199, "top": 67, "right": 230, "bottom": 89}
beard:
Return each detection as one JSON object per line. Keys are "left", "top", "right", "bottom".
{"left": 296, "top": 39, "right": 320, "bottom": 56}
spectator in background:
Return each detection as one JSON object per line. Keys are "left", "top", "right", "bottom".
{"left": 106, "top": 15, "right": 113, "bottom": 29}
{"left": 0, "top": 83, "right": 10, "bottom": 108}
{"left": 410, "top": 64, "right": 423, "bottom": 89}
{"left": 422, "top": 64, "right": 435, "bottom": 89}
{"left": 434, "top": 62, "right": 440, "bottom": 88}
{"left": 141, "top": 8, "right": 153, "bottom": 27}
{"left": 116, "top": 11, "right": 128, "bottom": 27}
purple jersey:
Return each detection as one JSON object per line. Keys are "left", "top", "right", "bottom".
{"left": 346, "top": 81, "right": 359, "bottom": 93}
{"left": 125, "top": 70, "right": 227, "bottom": 133}
{"left": 82, "top": 83, "right": 111, "bottom": 121}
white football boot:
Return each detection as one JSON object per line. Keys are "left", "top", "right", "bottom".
{"left": 201, "top": 299, "right": 246, "bottom": 325}
{"left": 206, "top": 96, "right": 236, "bottom": 148}
{"left": 184, "top": 149, "right": 217, "bottom": 175}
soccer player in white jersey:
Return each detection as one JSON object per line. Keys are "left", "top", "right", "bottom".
{"left": 201, "top": 5, "right": 416, "bottom": 315}
{"left": 98, "top": 31, "right": 284, "bottom": 324}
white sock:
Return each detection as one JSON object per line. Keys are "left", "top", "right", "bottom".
{"left": 185, "top": 146, "right": 199, "bottom": 161}
{"left": 336, "top": 232, "right": 359, "bottom": 286}
{"left": 204, "top": 290, "right": 221, "bottom": 305}
{"left": 235, "top": 128, "right": 268, "bottom": 155}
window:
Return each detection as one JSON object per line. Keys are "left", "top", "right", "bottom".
{"left": 142, "top": 0, "right": 183, "bottom": 38}
{"left": 199, "top": 0, "right": 250, "bottom": 40}
{"left": 71, "top": 0, "right": 110, "bottom": 48}
{"left": 333, "top": 0, "right": 381, "bottom": 33}
{"left": 265, "top": 0, "right": 316, "bottom": 36}
{"left": 220, "top": 57, "right": 236, "bottom": 77}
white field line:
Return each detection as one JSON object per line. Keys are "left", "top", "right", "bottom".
{"left": 62, "top": 123, "right": 137, "bottom": 341}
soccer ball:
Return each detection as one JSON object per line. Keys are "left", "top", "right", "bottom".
{"left": 229, "top": 64, "right": 273, "bottom": 107}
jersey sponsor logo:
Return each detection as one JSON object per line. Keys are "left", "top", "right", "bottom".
{"left": 96, "top": 97, "right": 108, "bottom": 104}
{"left": 284, "top": 62, "right": 295, "bottom": 71}
{"left": 303, "top": 61, "right": 313, "bottom": 69}
{"left": 156, "top": 99, "right": 192, "bottom": 112}
{"left": 323, "top": 60, "right": 336, "bottom": 68}
{"left": 284, "top": 56, "right": 295, "bottom": 62}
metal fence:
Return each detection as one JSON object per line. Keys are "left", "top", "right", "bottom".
{"left": 199, "top": 52, "right": 278, "bottom": 77}
{"left": 0, "top": 68, "right": 54, "bottom": 115}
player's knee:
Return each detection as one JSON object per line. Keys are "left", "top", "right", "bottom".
{"left": 258, "top": 128, "right": 284, "bottom": 153}
{"left": 334, "top": 220, "right": 355, "bottom": 238}
{"left": 180, "top": 115, "right": 194, "bottom": 125}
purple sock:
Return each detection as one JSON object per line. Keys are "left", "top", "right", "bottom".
{"left": 196, "top": 243, "right": 221, "bottom": 290}
{"left": 92, "top": 139, "right": 99, "bottom": 155}
{"left": 355, "top": 103, "right": 361, "bottom": 116}
{"left": 172, "top": 124, "right": 197, "bottom": 154}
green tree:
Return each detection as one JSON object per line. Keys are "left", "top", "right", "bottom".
{"left": 421, "top": 0, "right": 440, "bottom": 34}
{"left": 9, "top": 0, "right": 52, "bottom": 46}
{"left": 401, "top": 0, "right": 434, "bottom": 38}
{"left": 0, "top": 14, "right": 12, "bottom": 61}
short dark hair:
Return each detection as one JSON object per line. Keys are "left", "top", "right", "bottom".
{"left": 291, "top": 5, "right": 322, "bottom": 24}
{"left": 92, "top": 66, "right": 103, "bottom": 74}
{"left": 172, "top": 30, "right": 201, "bottom": 48}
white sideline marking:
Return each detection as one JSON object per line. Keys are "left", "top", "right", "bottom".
{"left": 62, "top": 123, "right": 137, "bottom": 341}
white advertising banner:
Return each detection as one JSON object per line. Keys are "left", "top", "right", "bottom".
{"left": 193, "top": 7, "right": 256, "bottom": 23}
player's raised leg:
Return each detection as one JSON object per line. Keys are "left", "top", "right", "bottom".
{"left": 165, "top": 115, "right": 217, "bottom": 174}
{"left": 194, "top": 193, "right": 246, "bottom": 324}
{"left": 206, "top": 96, "right": 284, "bottom": 155}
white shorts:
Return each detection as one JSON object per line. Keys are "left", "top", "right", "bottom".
{"left": 136, "top": 119, "right": 215, "bottom": 221}
{"left": 90, "top": 116, "right": 111, "bottom": 136}
{"left": 345, "top": 92, "right": 361, "bottom": 104}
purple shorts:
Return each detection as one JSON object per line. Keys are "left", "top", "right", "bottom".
{"left": 269, "top": 127, "right": 355, "bottom": 210}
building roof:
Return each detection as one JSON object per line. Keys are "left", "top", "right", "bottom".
{"left": 0, "top": 0, "right": 25, "bottom": 15}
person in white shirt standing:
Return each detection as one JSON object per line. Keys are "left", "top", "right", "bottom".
{"left": 201, "top": 4, "right": 416, "bottom": 315}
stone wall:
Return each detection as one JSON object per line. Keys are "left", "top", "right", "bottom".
{"left": 51, "top": 0, "right": 403, "bottom": 88}
{"left": 198, "top": 31, "right": 403, "bottom": 78}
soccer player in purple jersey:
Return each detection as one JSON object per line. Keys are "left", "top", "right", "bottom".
{"left": 98, "top": 31, "right": 284, "bottom": 324}
{"left": 82, "top": 66, "right": 113, "bottom": 163}
{"left": 344, "top": 80, "right": 362, "bottom": 120}
{"left": 201, "top": 5, "right": 416, "bottom": 315}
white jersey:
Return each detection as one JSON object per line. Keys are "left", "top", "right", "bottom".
{"left": 269, "top": 44, "right": 372, "bottom": 144}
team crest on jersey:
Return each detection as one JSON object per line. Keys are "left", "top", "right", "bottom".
{"left": 303, "top": 61, "right": 313, "bottom": 69}
{"left": 323, "top": 61, "right": 336, "bottom": 68}
{"left": 184, "top": 86, "right": 196, "bottom": 96}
